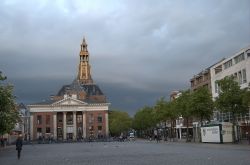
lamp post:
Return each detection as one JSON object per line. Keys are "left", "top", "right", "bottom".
{"left": 246, "top": 118, "right": 249, "bottom": 144}
{"left": 179, "top": 116, "right": 183, "bottom": 140}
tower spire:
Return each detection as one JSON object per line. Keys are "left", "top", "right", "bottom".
{"left": 77, "top": 37, "right": 93, "bottom": 84}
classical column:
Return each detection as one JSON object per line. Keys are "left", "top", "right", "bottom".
{"left": 53, "top": 112, "right": 57, "bottom": 140}
{"left": 30, "top": 113, "right": 33, "bottom": 141}
{"left": 63, "top": 112, "right": 67, "bottom": 140}
{"left": 105, "top": 111, "right": 109, "bottom": 137}
{"left": 73, "top": 111, "right": 76, "bottom": 140}
{"left": 82, "top": 112, "right": 86, "bottom": 138}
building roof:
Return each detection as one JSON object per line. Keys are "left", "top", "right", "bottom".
{"left": 57, "top": 79, "right": 104, "bottom": 96}
{"left": 30, "top": 94, "right": 108, "bottom": 106}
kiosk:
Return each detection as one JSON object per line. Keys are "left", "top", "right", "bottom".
{"left": 201, "top": 122, "right": 233, "bottom": 143}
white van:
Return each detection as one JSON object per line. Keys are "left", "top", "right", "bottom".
{"left": 129, "top": 132, "right": 135, "bottom": 141}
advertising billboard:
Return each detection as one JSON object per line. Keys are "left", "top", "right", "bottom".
{"left": 201, "top": 122, "right": 233, "bottom": 143}
{"left": 201, "top": 126, "right": 220, "bottom": 143}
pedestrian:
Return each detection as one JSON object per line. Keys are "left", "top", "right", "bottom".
{"left": 16, "top": 134, "right": 23, "bottom": 160}
{"left": 248, "top": 132, "right": 250, "bottom": 145}
{"left": 154, "top": 129, "right": 157, "bottom": 141}
{"left": 0, "top": 137, "right": 4, "bottom": 147}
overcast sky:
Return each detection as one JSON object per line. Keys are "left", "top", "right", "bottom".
{"left": 1, "top": 0, "right": 250, "bottom": 115}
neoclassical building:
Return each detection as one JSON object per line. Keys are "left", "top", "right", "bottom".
{"left": 28, "top": 38, "right": 110, "bottom": 141}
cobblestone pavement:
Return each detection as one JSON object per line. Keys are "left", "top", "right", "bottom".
{"left": 0, "top": 140, "right": 250, "bottom": 165}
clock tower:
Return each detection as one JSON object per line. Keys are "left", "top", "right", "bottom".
{"left": 77, "top": 37, "right": 93, "bottom": 84}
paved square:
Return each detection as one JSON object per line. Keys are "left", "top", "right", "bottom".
{"left": 0, "top": 141, "right": 250, "bottom": 165}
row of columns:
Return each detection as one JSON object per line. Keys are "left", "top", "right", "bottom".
{"left": 30, "top": 111, "right": 108, "bottom": 141}
{"left": 54, "top": 111, "right": 86, "bottom": 140}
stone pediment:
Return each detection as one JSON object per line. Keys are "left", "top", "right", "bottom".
{"left": 52, "top": 97, "right": 88, "bottom": 106}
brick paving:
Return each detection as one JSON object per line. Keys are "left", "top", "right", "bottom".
{"left": 0, "top": 140, "right": 249, "bottom": 165}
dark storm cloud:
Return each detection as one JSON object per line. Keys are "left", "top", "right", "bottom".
{"left": 0, "top": 0, "right": 250, "bottom": 115}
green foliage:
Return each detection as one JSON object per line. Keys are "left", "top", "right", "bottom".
{"left": 190, "top": 87, "right": 214, "bottom": 125}
{"left": 242, "top": 89, "right": 250, "bottom": 107}
{"left": 109, "top": 110, "right": 132, "bottom": 136}
{"left": 215, "top": 76, "right": 248, "bottom": 117}
{"left": 176, "top": 90, "right": 192, "bottom": 118}
{"left": 175, "top": 90, "right": 193, "bottom": 141}
{"left": 154, "top": 97, "right": 179, "bottom": 122}
{"left": 154, "top": 97, "right": 168, "bottom": 122}
{"left": 132, "top": 106, "right": 156, "bottom": 131}
{"left": 215, "top": 76, "right": 249, "bottom": 142}
{"left": 0, "top": 71, "right": 19, "bottom": 135}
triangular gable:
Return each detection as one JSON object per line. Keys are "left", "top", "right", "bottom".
{"left": 52, "top": 97, "right": 88, "bottom": 106}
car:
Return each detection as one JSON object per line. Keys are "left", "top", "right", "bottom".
{"left": 129, "top": 132, "right": 135, "bottom": 141}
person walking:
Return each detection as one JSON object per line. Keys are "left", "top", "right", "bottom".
{"left": 154, "top": 129, "right": 157, "bottom": 141}
{"left": 16, "top": 135, "right": 23, "bottom": 160}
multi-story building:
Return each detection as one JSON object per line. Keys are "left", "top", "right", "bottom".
{"left": 170, "top": 90, "right": 182, "bottom": 101}
{"left": 190, "top": 68, "right": 211, "bottom": 92}
{"left": 189, "top": 46, "right": 250, "bottom": 140}
{"left": 211, "top": 46, "right": 250, "bottom": 99}
{"left": 28, "top": 38, "right": 110, "bottom": 141}
{"left": 210, "top": 45, "right": 250, "bottom": 138}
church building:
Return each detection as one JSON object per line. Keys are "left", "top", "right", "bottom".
{"left": 28, "top": 38, "right": 110, "bottom": 141}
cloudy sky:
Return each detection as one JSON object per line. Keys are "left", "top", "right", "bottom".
{"left": 1, "top": 0, "right": 250, "bottom": 115}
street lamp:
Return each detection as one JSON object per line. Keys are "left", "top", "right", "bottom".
{"left": 179, "top": 116, "right": 183, "bottom": 140}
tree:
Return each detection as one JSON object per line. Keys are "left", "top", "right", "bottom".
{"left": 154, "top": 97, "right": 167, "bottom": 122}
{"left": 215, "top": 76, "right": 248, "bottom": 142}
{"left": 132, "top": 106, "right": 156, "bottom": 137}
{"left": 0, "top": 71, "right": 19, "bottom": 136}
{"left": 242, "top": 88, "right": 250, "bottom": 107}
{"left": 154, "top": 98, "right": 179, "bottom": 140}
{"left": 109, "top": 110, "right": 132, "bottom": 136}
{"left": 176, "top": 90, "right": 193, "bottom": 142}
{"left": 190, "top": 87, "right": 214, "bottom": 142}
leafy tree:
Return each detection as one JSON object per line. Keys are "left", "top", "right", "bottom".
{"left": 191, "top": 87, "right": 214, "bottom": 125}
{"left": 109, "top": 110, "right": 132, "bottom": 136}
{"left": 168, "top": 100, "right": 180, "bottom": 140}
{"left": 176, "top": 90, "right": 193, "bottom": 142}
{"left": 242, "top": 88, "right": 250, "bottom": 107}
{"left": 132, "top": 106, "right": 156, "bottom": 136}
{"left": 154, "top": 97, "right": 167, "bottom": 122}
{"left": 154, "top": 98, "right": 179, "bottom": 140}
{"left": 215, "top": 76, "right": 248, "bottom": 142}
{"left": 0, "top": 71, "right": 19, "bottom": 136}
{"left": 190, "top": 87, "right": 214, "bottom": 142}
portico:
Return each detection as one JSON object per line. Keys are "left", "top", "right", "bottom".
{"left": 28, "top": 94, "right": 109, "bottom": 141}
